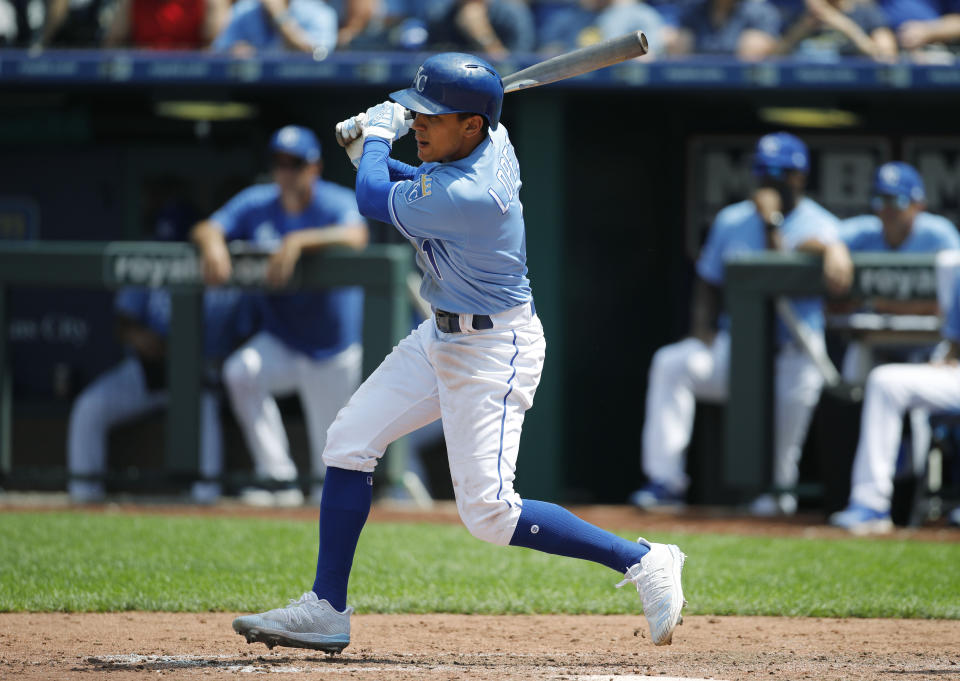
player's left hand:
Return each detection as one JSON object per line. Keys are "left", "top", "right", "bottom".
{"left": 335, "top": 112, "right": 366, "bottom": 148}
{"left": 822, "top": 241, "right": 854, "bottom": 295}
{"left": 363, "top": 101, "right": 411, "bottom": 143}
{"left": 266, "top": 234, "right": 302, "bottom": 288}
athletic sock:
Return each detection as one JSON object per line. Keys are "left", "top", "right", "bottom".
{"left": 508, "top": 499, "right": 649, "bottom": 573}
{"left": 311, "top": 466, "right": 373, "bottom": 611}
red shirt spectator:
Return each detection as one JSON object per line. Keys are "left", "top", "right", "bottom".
{"left": 104, "top": 0, "right": 229, "bottom": 48}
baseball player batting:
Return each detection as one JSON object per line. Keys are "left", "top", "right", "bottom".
{"left": 231, "top": 51, "right": 686, "bottom": 653}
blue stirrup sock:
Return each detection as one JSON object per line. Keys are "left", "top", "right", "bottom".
{"left": 312, "top": 466, "right": 373, "bottom": 611}
{"left": 508, "top": 499, "right": 649, "bottom": 573}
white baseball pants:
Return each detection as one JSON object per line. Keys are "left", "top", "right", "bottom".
{"left": 850, "top": 362, "right": 960, "bottom": 512}
{"left": 323, "top": 302, "right": 545, "bottom": 546}
{"left": 222, "top": 331, "right": 362, "bottom": 488}
{"left": 641, "top": 330, "right": 824, "bottom": 494}
{"left": 67, "top": 356, "right": 222, "bottom": 501}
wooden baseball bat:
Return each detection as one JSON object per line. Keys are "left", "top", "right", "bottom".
{"left": 501, "top": 31, "right": 648, "bottom": 94}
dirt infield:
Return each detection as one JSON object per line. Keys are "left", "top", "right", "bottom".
{"left": 2, "top": 612, "right": 959, "bottom": 680}
{"left": 3, "top": 499, "right": 959, "bottom": 680}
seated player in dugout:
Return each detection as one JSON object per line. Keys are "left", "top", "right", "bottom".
{"left": 630, "top": 132, "right": 854, "bottom": 517}
{"left": 68, "top": 206, "right": 256, "bottom": 505}
{"left": 230, "top": 52, "right": 688, "bottom": 654}
{"left": 829, "top": 262, "right": 960, "bottom": 534}
{"left": 836, "top": 161, "right": 960, "bottom": 383}
{"left": 192, "top": 126, "right": 368, "bottom": 508}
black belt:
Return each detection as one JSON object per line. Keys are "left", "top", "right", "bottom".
{"left": 435, "top": 309, "right": 494, "bottom": 333}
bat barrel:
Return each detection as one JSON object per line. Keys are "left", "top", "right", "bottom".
{"left": 502, "top": 30, "right": 648, "bottom": 94}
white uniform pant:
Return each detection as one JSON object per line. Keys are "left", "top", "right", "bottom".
{"left": 850, "top": 363, "right": 960, "bottom": 511}
{"left": 842, "top": 341, "right": 933, "bottom": 473}
{"left": 641, "top": 330, "right": 824, "bottom": 494}
{"left": 67, "top": 357, "right": 221, "bottom": 500}
{"left": 223, "top": 331, "right": 362, "bottom": 486}
{"left": 323, "top": 302, "right": 545, "bottom": 546}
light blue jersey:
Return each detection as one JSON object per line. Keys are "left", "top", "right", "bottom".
{"left": 697, "top": 197, "right": 840, "bottom": 340}
{"left": 941, "top": 276, "right": 960, "bottom": 342}
{"left": 212, "top": 0, "right": 337, "bottom": 52}
{"left": 839, "top": 212, "right": 960, "bottom": 253}
{"left": 384, "top": 125, "right": 532, "bottom": 315}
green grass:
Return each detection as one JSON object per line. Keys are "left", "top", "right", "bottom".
{"left": 1, "top": 511, "right": 957, "bottom": 618}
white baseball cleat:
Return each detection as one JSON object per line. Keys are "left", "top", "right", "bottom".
{"left": 616, "top": 537, "right": 687, "bottom": 645}
{"left": 232, "top": 591, "right": 352, "bottom": 653}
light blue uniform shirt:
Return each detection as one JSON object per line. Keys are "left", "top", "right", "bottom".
{"left": 212, "top": 0, "right": 337, "bottom": 52}
{"left": 697, "top": 197, "right": 840, "bottom": 341}
{"left": 385, "top": 125, "right": 532, "bottom": 315}
{"left": 941, "top": 276, "right": 960, "bottom": 342}
{"left": 839, "top": 212, "right": 960, "bottom": 253}
{"left": 210, "top": 180, "right": 365, "bottom": 360}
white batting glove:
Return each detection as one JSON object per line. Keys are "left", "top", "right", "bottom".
{"left": 345, "top": 137, "right": 363, "bottom": 169}
{"left": 335, "top": 112, "right": 366, "bottom": 148}
{"left": 362, "top": 101, "right": 411, "bottom": 144}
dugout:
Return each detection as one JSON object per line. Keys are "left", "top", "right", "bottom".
{"left": 3, "top": 52, "right": 960, "bottom": 508}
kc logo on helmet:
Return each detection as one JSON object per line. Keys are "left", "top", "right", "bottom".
{"left": 415, "top": 66, "right": 428, "bottom": 92}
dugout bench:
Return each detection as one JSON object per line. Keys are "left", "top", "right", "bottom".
{"left": 723, "top": 252, "right": 953, "bottom": 517}
{"left": 0, "top": 241, "right": 412, "bottom": 493}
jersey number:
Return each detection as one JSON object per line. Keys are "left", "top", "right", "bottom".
{"left": 488, "top": 144, "right": 520, "bottom": 215}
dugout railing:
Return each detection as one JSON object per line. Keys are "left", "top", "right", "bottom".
{"left": 0, "top": 241, "right": 414, "bottom": 493}
{"left": 724, "top": 252, "right": 955, "bottom": 516}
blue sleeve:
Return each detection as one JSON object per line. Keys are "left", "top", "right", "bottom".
{"left": 322, "top": 184, "right": 364, "bottom": 224}
{"left": 211, "top": 9, "right": 246, "bottom": 50}
{"left": 297, "top": 1, "right": 338, "bottom": 50}
{"left": 114, "top": 288, "right": 147, "bottom": 320}
{"left": 853, "top": 3, "right": 889, "bottom": 31}
{"left": 943, "top": 278, "right": 960, "bottom": 341}
{"left": 695, "top": 219, "right": 728, "bottom": 285}
{"left": 744, "top": 0, "right": 782, "bottom": 35}
{"left": 839, "top": 215, "right": 869, "bottom": 249}
{"left": 388, "top": 158, "right": 418, "bottom": 181}
{"left": 784, "top": 205, "right": 840, "bottom": 250}
{"left": 937, "top": 219, "right": 960, "bottom": 250}
{"left": 209, "top": 188, "right": 257, "bottom": 239}
{"left": 355, "top": 137, "right": 396, "bottom": 225}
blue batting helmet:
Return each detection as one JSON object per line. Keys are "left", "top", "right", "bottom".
{"left": 873, "top": 162, "right": 925, "bottom": 204}
{"left": 390, "top": 52, "right": 504, "bottom": 130}
{"left": 752, "top": 132, "right": 810, "bottom": 177}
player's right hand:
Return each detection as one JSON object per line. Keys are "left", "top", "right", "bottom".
{"left": 335, "top": 112, "right": 366, "bottom": 148}
{"left": 201, "top": 241, "right": 232, "bottom": 285}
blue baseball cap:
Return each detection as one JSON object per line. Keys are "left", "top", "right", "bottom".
{"left": 873, "top": 162, "right": 925, "bottom": 204}
{"left": 269, "top": 125, "right": 321, "bottom": 163}
{"left": 752, "top": 132, "right": 810, "bottom": 177}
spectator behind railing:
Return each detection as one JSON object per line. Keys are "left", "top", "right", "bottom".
{"left": 663, "top": 0, "right": 783, "bottom": 60}
{"left": 881, "top": 0, "right": 960, "bottom": 57}
{"left": 537, "top": 0, "right": 666, "bottom": 57}
{"left": 103, "top": 0, "right": 230, "bottom": 48}
{"left": 324, "top": 0, "right": 428, "bottom": 51}
{"left": 33, "top": 0, "right": 113, "bottom": 48}
{"left": 424, "top": 0, "right": 535, "bottom": 58}
{"left": 211, "top": 0, "right": 338, "bottom": 55}
{"left": 776, "top": 0, "right": 897, "bottom": 60}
